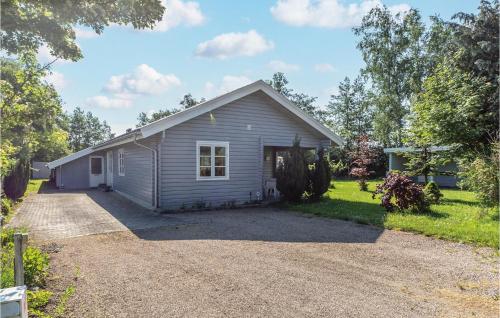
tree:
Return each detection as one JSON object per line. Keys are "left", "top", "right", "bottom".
{"left": 349, "top": 135, "right": 376, "bottom": 191}
{"left": 1, "top": 0, "right": 165, "bottom": 61}
{"left": 276, "top": 135, "right": 309, "bottom": 202}
{"left": 410, "top": 62, "right": 494, "bottom": 157}
{"left": 1, "top": 54, "right": 68, "bottom": 198}
{"left": 266, "top": 72, "right": 325, "bottom": 121}
{"left": 309, "top": 148, "right": 332, "bottom": 200}
{"left": 68, "top": 107, "right": 113, "bottom": 151}
{"left": 354, "top": 7, "right": 426, "bottom": 147}
{"left": 136, "top": 93, "right": 204, "bottom": 127}
{"left": 180, "top": 93, "right": 205, "bottom": 109}
{"left": 327, "top": 76, "right": 372, "bottom": 148}
{"left": 266, "top": 72, "right": 292, "bottom": 96}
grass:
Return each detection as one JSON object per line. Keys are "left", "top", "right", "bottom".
{"left": 25, "top": 179, "right": 48, "bottom": 196}
{"left": 288, "top": 180, "right": 499, "bottom": 248}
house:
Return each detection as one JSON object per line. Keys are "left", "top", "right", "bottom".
{"left": 47, "top": 80, "right": 343, "bottom": 210}
{"left": 384, "top": 146, "right": 459, "bottom": 187}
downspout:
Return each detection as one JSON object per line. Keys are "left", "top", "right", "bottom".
{"left": 134, "top": 134, "right": 158, "bottom": 209}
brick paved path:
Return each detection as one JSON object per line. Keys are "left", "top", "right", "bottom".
{"left": 9, "top": 190, "right": 184, "bottom": 240}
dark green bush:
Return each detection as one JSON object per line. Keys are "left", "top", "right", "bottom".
{"left": 4, "top": 158, "right": 30, "bottom": 200}
{"left": 276, "top": 135, "right": 308, "bottom": 202}
{"left": 309, "top": 148, "right": 332, "bottom": 200}
{"left": 424, "top": 181, "right": 443, "bottom": 204}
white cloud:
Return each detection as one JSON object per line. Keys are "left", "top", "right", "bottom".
{"left": 314, "top": 63, "right": 335, "bottom": 73}
{"left": 204, "top": 75, "right": 253, "bottom": 97}
{"left": 44, "top": 71, "right": 67, "bottom": 90}
{"left": 74, "top": 28, "right": 98, "bottom": 39}
{"left": 268, "top": 60, "right": 300, "bottom": 72}
{"left": 195, "top": 30, "right": 274, "bottom": 59}
{"left": 85, "top": 95, "right": 133, "bottom": 109}
{"left": 104, "top": 64, "right": 181, "bottom": 96}
{"left": 87, "top": 64, "right": 180, "bottom": 109}
{"left": 148, "top": 0, "right": 205, "bottom": 31}
{"left": 270, "top": 0, "right": 410, "bottom": 28}
{"left": 37, "top": 45, "right": 71, "bottom": 64}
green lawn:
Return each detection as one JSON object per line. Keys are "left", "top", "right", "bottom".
{"left": 25, "top": 179, "right": 48, "bottom": 196}
{"left": 288, "top": 180, "right": 499, "bottom": 248}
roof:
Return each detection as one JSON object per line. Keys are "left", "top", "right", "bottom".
{"left": 383, "top": 146, "right": 451, "bottom": 154}
{"left": 47, "top": 80, "right": 344, "bottom": 169}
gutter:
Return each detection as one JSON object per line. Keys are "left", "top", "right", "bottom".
{"left": 133, "top": 134, "right": 158, "bottom": 209}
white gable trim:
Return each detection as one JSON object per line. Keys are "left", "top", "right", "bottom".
{"left": 46, "top": 147, "right": 94, "bottom": 169}
{"left": 140, "top": 80, "right": 344, "bottom": 146}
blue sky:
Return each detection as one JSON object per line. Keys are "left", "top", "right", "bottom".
{"left": 41, "top": 0, "right": 479, "bottom": 135}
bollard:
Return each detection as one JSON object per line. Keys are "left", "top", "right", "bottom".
{"left": 13, "top": 233, "right": 26, "bottom": 286}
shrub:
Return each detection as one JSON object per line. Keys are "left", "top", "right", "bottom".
{"left": 309, "top": 148, "right": 332, "bottom": 200}
{"left": 276, "top": 135, "right": 308, "bottom": 202}
{"left": 349, "top": 135, "right": 377, "bottom": 191}
{"left": 23, "top": 246, "right": 50, "bottom": 287}
{"left": 424, "top": 181, "right": 443, "bottom": 204}
{"left": 1, "top": 242, "right": 15, "bottom": 288}
{"left": 373, "top": 172, "right": 429, "bottom": 213}
{"left": 1, "top": 197, "right": 13, "bottom": 216}
{"left": 27, "top": 289, "right": 53, "bottom": 318}
{"left": 3, "top": 158, "right": 30, "bottom": 199}
{"left": 458, "top": 142, "right": 499, "bottom": 207}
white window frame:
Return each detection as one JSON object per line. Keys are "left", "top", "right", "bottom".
{"left": 196, "top": 141, "right": 229, "bottom": 181}
{"left": 118, "top": 148, "right": 125, "bottom": 176}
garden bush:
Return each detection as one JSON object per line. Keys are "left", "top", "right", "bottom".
{"left": 458, "top": 141, "right": 499, "bottom": 207}
{"left": 0, "top": 229, "right": 49, "bottom": 288}
{"left": 373, "top": 172, "right": 429, "bottom": 213}
{"left": 349, "top": 135, "right": 376, "bottom": 191}
{"left": 27, "top": 289, "right": 53, "bottom": 318}
{"left": 424, "top": 181, "right": 443, "bottom": 204}
{"left": 309, "top": 148, "right": 331, "bottom": 200}
{"left": 276, "top": 135, "right": 308, "bottom": 202}
{"left": 1, "top": 196, "right": 13, "bottom": 216}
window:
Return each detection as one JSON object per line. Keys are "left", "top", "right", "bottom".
{"left": 196, "top": 141, "right": 229, "bottom": 180}
{"left": 90, "top": 157, "right": 102, "bottom": 174}
{"left": 118, "top": 148, "right": 125, "bottom": 176}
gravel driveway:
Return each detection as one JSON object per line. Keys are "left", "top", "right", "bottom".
{"left": 11, "top": 191, "right": 499, "bottom": 317}
{"left": 38, "top": 222, "right": 500, "bottom": 315}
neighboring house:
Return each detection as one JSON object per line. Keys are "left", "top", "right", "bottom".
{"left": 47, "top": 80, "right": 343, "bottom": 210}
{"left": 384, "top": 146, "right": 459, "bottom": 187}
{"left": 31, "top": 161, "right": 51, "bottom": 179}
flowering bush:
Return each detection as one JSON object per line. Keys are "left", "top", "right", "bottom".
{"left": 373, "top": 172, "right": 429, "bottom": 213}
{"left": 349, "top": 135, "right": 377, "bottom": 191}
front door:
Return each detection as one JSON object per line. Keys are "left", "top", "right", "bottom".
{"left": 106, "top": 151, "right": 113, "bottom": 187}
{"left": 89, "top": 156, "right": 104, "bottom": 187}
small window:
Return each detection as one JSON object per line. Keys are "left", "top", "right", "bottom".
{"left": 118, "top": 148, "right": 125, "bottom": 176}
{"left": 90, "top": 157, "right": 102, "bottom": 174}
{"left": 196, "top": 141, "right": 229, "bottom": 180}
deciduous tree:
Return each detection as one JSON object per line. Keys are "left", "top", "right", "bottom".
{"left": 1, "top": 0, "right": 165, "bottom": 61}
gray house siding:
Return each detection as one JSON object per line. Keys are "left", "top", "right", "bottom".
{"left": 159, "top": 91, "right": 327, "bottom": 210}
{"left": 388, "top": 153, "right": 458, "bottom": 187}
{"left": 108, "top": 135, "right": 158, "bottom": 208}
{"left": 56, "top": 155, "right": 91, "bottom": 189}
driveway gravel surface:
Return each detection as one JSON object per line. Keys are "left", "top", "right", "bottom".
{"left": 12, "top": 191, "right": 500, "bottom": 317}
